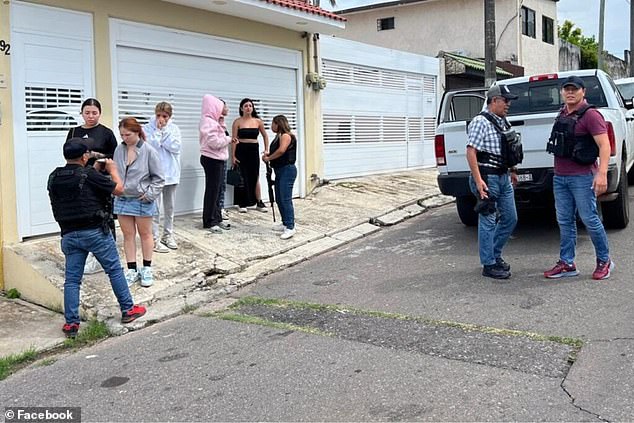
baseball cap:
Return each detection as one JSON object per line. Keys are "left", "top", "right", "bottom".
{"left": 561, "top": 75, "right": 585, "bottom": 89}
{"left": 63, "top": 137, "right": 96, "bottom": 159}
{"left": 486, "top": 84, "right": 519, "bottom": 100}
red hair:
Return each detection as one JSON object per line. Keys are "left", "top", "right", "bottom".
{"left": 118, "top": 117, "right": 146, "bottom": 141}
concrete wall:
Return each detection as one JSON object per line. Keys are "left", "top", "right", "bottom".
{"left": 519, "top": 0, "right": 558, "bottom": 74}
{"left": 559, "top": 39, "right": 581, "bottom": 71}
{"left": 0, "top": 0, "right": 320, "bottom": 290}
{"left": 339, "top": 0, "right": 558, "bottom": 75}
{"left": 605, "top": 53, "right": 629, "bottom": 80}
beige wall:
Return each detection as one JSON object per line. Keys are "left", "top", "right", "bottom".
{"left": 519, "top": 0, "right": 559, "bottom": 74}
{"left": 0, "top": 0, "right": 321, "bottom": 289}
{"left": 340, "top": 0, "right": 558, "bottom": 73}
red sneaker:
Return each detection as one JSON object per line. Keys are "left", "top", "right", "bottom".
{"left": 592, "top": 259, "right": 614, "bottom": 280}
{"left": 62, "top": 323, "right": 80, "bottom": 338}
{"left": 544, "top": 260, "right": 579, "bottom": 279}
{"left": 121, "top": 304, "right": 147, "bottom": 324}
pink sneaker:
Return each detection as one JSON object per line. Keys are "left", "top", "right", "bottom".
{"left": 592, "top": 259, "right": 614, "bottom": 280}
{"left": 544, "top": 260, "right": 579, "bottom": 279}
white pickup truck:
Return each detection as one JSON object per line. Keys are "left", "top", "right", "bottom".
{"left": 435, "top": 69, "right": 634, "bottom": 228}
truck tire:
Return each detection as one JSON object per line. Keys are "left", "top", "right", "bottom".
{"left": 456, "top": 195, "right": 478, "bottom": 226}
{"left": 602, "top": 159, "right": 630, "bottom": 229}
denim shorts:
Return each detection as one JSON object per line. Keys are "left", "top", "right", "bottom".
{"left": 113, "top": 197, "right": 157, "bottom": 217}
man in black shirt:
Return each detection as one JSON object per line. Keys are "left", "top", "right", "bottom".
{"left": 48, "top": 138, "right": 146, "bottom": 338}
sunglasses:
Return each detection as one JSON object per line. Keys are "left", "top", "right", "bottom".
{"left": 496, "top": 97, "right": 511, "bottom": 104}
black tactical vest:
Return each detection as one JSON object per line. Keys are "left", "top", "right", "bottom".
{"left": 475, "top": 111, "right": 523, "bottom": 169}
{"left": 47, "top": 166, "right": 108, "bottom": 227}
{"left": 547, "top": 104, "right": 599, "bottom": 165}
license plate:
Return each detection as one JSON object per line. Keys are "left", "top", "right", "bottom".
{"left": 517, "top": 173, "right": 533, "bottom": 182}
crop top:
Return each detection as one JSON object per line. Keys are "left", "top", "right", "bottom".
{"left": 237, "top": 128, "right": 259, "bottom": 140}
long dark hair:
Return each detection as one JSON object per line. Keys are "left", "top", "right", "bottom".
{"left": 81, "top": 98, "right": 102, "bottom": 113}
{"left": 239, "top": 98, "right": 259, "bottom": 118}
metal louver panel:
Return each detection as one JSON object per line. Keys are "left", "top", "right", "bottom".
{"left": 25, "top": 86, "right": 83, "bottom": 131}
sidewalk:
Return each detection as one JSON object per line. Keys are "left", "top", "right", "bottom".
{"left": 1, "top": 168, "right": 452, "bottom": 356}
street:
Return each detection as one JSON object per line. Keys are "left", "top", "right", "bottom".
{"left": 2, "top": 201, "right": 634, "bottom": 421}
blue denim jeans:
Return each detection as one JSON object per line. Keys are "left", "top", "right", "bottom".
{"left": 554, "top": 174, "right": 609, "bottom": 263}
{"left": 469, "top": 173, "right": 518, "bottom": 266}
{"left": 61, "top": 228, "right": 134, "bottom": 324}
{"left": 274, "top": 164, "right": 297, "bottom": 229}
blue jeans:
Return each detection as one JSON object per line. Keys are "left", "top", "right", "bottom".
{"left": 469, "top": 173, "right": 518, "bottom": 266}
{"left": 61, "top": 228, "right": 134, "bottom": 324}
{"left": 274, "top": 164, "right": 297, "bottom": 229}
{"left": 554, "top": 174, "right": 609, "bottom": 263}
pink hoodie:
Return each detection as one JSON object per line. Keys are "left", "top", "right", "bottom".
{"left": 199, "top": 94, "right": 231, "bottom": 160}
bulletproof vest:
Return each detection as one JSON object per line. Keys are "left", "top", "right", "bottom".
{"left": 475, "top": 111, "right": 523, "bottom": 169}
{"left": 547, "top": 104, "right": 598, "bottom": 165}
{"left": 47, "top": 166, "right": 107, "bottom": 224}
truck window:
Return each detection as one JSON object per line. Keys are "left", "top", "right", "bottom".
{"left": 507, "top": 75, "right": 607, "bottom": 116}
{"left": 445, "top": 95, "right": 484, "bottom": 122}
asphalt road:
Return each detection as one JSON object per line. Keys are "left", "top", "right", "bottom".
{"left": 1, "top": 200, "right": 633, "bottom": 421}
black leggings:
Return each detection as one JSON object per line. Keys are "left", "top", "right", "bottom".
{"left": 234, "top": 143, "right": 260, "bottom": 207}
{"left": 200, "top": 155, "right": 225, "bottom": 228}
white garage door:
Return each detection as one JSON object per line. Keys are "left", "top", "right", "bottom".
{"left": 110, "top": 20, "right": 304, "bottom": 215}
{"left": 320, "top": 36, "right": 439, "bottom": 179}
{"left": 11, "top": 2, "right": 94, "bottom": 238}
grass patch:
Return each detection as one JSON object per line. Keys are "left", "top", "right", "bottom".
{"left": 38, "top": 358, "right": 57, "bottom": 367}
{"left": 230, "top": 296, "right": 584, "bottom": 348}
{"left": 181, "top": 304, "right": 199, "bottom": 314}
{"left": 0, "top": 348, "right": 38, "bottom": 380}
{"left": 63, "top": 320, "right": 110, "bottom": 348}
{"left": 6, "top": 288, "right": 21, "bottom": 299}
{"left": 217, "top": 312, "right": 332, "bottom": 337}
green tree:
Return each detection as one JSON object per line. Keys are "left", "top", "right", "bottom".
{"left": 558, "top": 20, "right": 599, "bottom": 69}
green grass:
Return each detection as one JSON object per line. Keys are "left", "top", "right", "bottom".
{"left": 0, "top": 348, "right": 38, "bottom": 380}
{"left": 63, "top": 320, "right": 110, "bottom": 348}
{"left": 181, "top": 304, "right": 199, "bottom": 314}
{"left": 228, "top": 296, "right": 584, "bottom": 348}
{"left": 38, "top": 358, "right": 57, "bottom": 367}
{"left": 217, "top": 312, "right": 332, "bottom": 337}
{"left": 6, "top": 288, "right": 21, "bottom": 299}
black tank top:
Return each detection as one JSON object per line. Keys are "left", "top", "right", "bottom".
{"left": 237, "top": 128, "right": 259, "bottom": 140}
{"left": 270, "top": 134, "right": 297, "bottom": 168}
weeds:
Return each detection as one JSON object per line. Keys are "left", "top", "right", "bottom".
{"left": 0, "top": 348, "right": 38, "bottom": 380}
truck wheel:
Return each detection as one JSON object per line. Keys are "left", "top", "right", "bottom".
{"left": 602, "top": 160, "right": 630, "bottom": 229}
{"left": 456, "top": 196, "right": 478, "bottom": 226}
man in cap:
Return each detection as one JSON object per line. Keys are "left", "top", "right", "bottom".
{"left": 543, "top": 75, "right": 614, "bottom": 280}
{"left": 466, "top": 84, "right": 519, "bottom": 279}
{"left": 48, "top": 137, "right": 146, "bottom": 338}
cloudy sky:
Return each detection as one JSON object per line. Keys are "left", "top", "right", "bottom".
{"left": 328, "top": 0, "right": 631, "bottom": 59}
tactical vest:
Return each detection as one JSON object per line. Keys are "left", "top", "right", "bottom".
{"left": 475, "top": 111, "right": 523, "bottom": 169}
{"left": 47, "top": 166, "right": 108, "bottom": 226}
{"left": 547, "top": 104, "right": 599, "bottom": 165}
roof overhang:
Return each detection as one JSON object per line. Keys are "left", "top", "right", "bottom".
{"left": 161, "top": 0, "right": 346, "bottom": 34}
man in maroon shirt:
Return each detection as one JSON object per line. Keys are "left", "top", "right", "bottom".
{"left": 544, "top": 75, "right": 614, "bottom": 280}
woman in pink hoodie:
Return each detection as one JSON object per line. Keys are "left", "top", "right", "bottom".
{"left": 199, "top": 94, "right": 234, "bottom": 232}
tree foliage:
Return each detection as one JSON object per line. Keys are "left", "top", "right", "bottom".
{"left": 558, "top": 20, "right": 598, "bottom": 69}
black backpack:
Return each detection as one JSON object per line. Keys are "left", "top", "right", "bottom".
{"left": 479, "top": 112, "right": 524, "bottom": 168}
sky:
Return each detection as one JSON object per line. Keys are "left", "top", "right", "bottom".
{"left": 327, "top": 0, "right": 631, "bottom": 60}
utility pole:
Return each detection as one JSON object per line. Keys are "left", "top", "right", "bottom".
{"left": 598, "top": 0, "right": 605, "bottom": 70}
{"left": 484, "top": 0, "right": 496, "bottom": 88}
{"left": 630, "top": 0, "right": 633, "bottom": 76}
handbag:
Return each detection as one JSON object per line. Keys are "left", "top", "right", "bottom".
{"left": 226, "top": 164, "right": 244, "bottom": 188}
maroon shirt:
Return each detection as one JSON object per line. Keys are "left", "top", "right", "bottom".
{"left": 554, "top": 100, "right": 608, "bottom": 176}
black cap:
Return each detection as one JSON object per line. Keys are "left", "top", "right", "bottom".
{"left": 487, "top": 84, "right": 519, "bottom": 100}
{"left": 63, "top": 137, "right": 96, "bottom": 160}
{"left": 561, "top": 75, "right": 585, "bottom": 89}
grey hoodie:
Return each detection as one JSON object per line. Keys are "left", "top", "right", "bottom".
{"left": 113, "top": 139, "right": 165, "bottom": 202}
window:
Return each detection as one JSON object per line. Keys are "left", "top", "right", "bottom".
{"left": 521, "top": 6, "right": 535, "bottom": 38}
{"left": 377, "top": 17, "right": 395, "bottom": 31}
{"left": 542, "top": 15, "right": 554, "bottom": 44}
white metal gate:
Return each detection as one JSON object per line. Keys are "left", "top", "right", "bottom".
{"left": 11, "top": 2, "right": 94, "bottom": 238}
{"left": 320, "top": 36, "right": 439, "bottom": 179}
{"left": 110, "top": 20, "right": 304, "bottom": 213}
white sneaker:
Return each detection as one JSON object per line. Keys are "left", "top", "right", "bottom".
{"left": 125, "top": 269, "right": 140, "bottom": 286}
{"left": 280, "top": 228, "right": 296, "bottom": 240}
{"left": 238, "top": 207, "right": 248, "bottom": 213}
{"left": 219, "top": 222, "right": 231, "bottom": 230}
{"left": 153, "top": 239, "right": 170, "bottom": 253}
{"left": 256, "top": 201, "right": 269, "bottom": 213}
{"left": 161, "top": 235, "right": 178, "bottom": 250}
{"left": 272, "top": 223, "right": 286, "bottom": 232}
{"left": 221, "top": 209, "right": 229, "bottom": 220}
{"left": 209, "top": 225, "right": 223, "bottom": 233}
{"left": 139, "top": 266, "right": 153, "bottom": 287}
{"left": 83, "top": 253, "right": 103, "bottom": 274}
